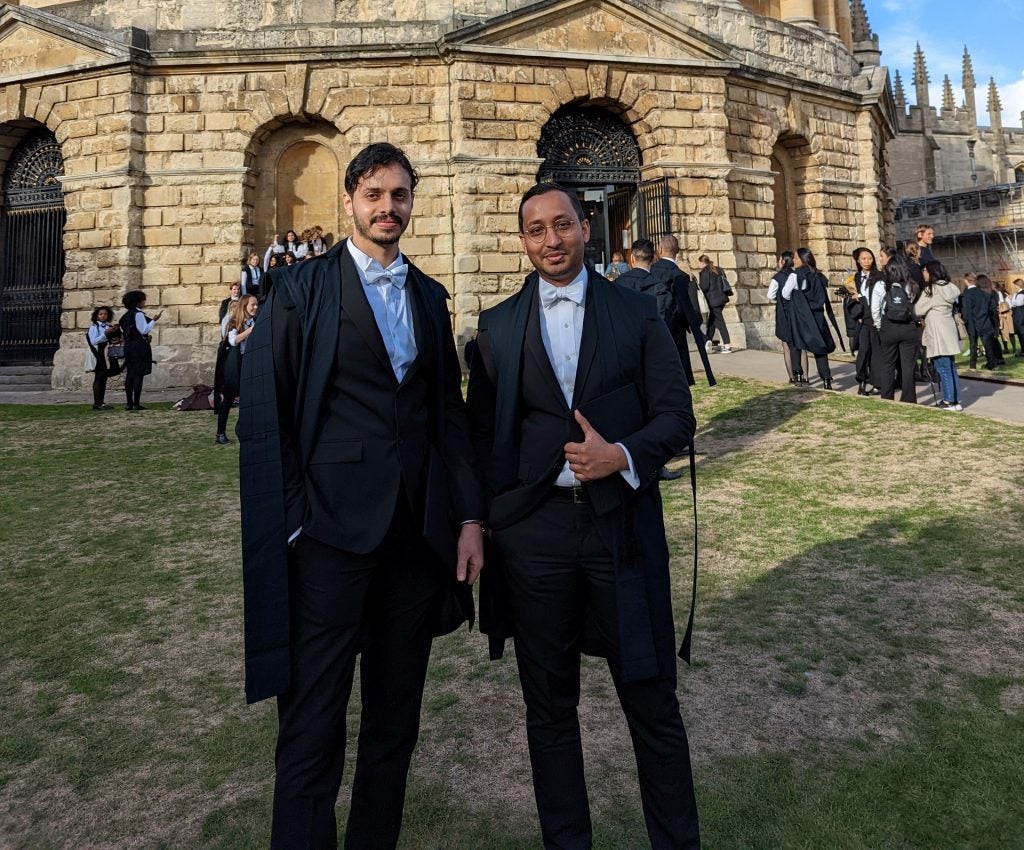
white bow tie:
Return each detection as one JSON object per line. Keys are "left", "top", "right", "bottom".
{"left": 540, "top": 280, "right": 585, "bottom": 309}
{"left": 365, "top": 264, "right": 409, "bottom": 289}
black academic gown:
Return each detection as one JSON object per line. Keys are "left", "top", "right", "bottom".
{"left": 237, "top": 239, "right": 483, "bottom": 704}
{"left": 649, "top": 258, "right": 716, "bottom": 387}
{"left": 468, "top": 269, "right": 696, "bottom": 683}
{"left": 788, "top": 269, "right": 836, "bottom": 356}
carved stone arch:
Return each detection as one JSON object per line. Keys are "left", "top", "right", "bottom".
{"left": 244, "top": 117, "right": 350, "bottom": 256}
{"left": 537, "top": 103, "right": 642, "bottom": 185}
{"left": 1015, "top": 164, "right": 1024, "bottom": 184}
{"left": 0, "top": 124, "right": 66, "bottom": 363}
{"left": 770, "top": 132, "right": 816, "bottom": 256}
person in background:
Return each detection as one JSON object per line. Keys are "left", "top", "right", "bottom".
{"left": 241, "top": 252, "right": 264, "bottom": 298}
{"left": 963, "top": 275, "right": 1002, "bottom": 370}
{"left": 215, "top": 294, "right": 257, "bottom": 445}
{"left": 282, "top": 251, "right": 296, "bottom": 267}
{"left": 86, "top": 305, "right": 121, "bottom": 411}
{"left": 781, "top": 247, "right": 835, "bottom": 389}
{"left": 606, "top": 250, "right": 629, "bottom": 279}
{"left": 293, "top": 228, "right": 311, "bottom": 260}
{"left": 264, "top": 233, "right": 285, "bottom": 270}
{"left": 309, "top": 225, "right": 326, "bottom": 256}
{"left": 219, "top": 282, "right": 241, "bottom": 322}
{"left": 768, "top": 251, "right": 807, "bottom": 384}
{"left": 916, "top": 260, "right": 964, "bottom": 410}
{"left": 873, "top": 253, "right": 919, "bottom": 402}
{"left": 995, "top": 281, "right": 1017, "bottom": 357}
{"left": 848, "top": 247, "right": 884, "bottom": 395}
{"left": 697, "top": 254, "right": 732, "bottom": 353}
{"left": 463, "top": 328, "right": 478, "bottom": 373}
{"left": 119, "top": 290, "right": 160, "bottom": 411}
{"left": 915, "top": 224, "right": 936, "bottom": 266}
{"left": 284, "top": 229, "right": 301, "bottom": 256}
{"left": 267, "top": 253, "right": 283, "bottom": 272}
{"left": 1010, "top": 279, "right": 1024, "bottom": 359}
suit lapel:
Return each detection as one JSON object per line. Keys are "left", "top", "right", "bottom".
{"left": 571, "top": 275, "right": 599, "bottom": 408}
{"left": 525, "top": 284, "right": 569, "bottom": 409}
{"left": 339, "top": 241, "right": 396, "bottom": 380}
{"left": 400, "top": 266, "right": 433, "bottom": 386}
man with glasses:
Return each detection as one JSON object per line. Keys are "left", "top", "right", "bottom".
{"left": 468, "top": 182, "right": 701, "bottom": 849}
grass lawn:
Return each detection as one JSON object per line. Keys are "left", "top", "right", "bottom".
{"left": 956, "top": 347, "right": 1024, "bottom": 381}
{"left": 1, "top": 380, "right": 1022, "bottom": 848}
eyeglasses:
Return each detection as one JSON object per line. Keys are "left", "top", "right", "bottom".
{"left": 522, "top": 219, "right": 580, "bottom": 243}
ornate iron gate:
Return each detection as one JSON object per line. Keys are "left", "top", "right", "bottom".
{"left": 637, "top": 177, "right": 671, "bottom": 244}
{"left": 0, "top": 131, "right": 66, "bottom": 363}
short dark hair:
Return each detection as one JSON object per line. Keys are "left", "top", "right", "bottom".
{"left": 344, "top": 143, "right": 418, "bottom": 196}
{"left": 852, "top": 247, "right": 876, "bottom": 270}
{"left": 779, "top": 251, "right": 794, "bottom": 269}
{"left": 518, "top": 183, "right": 585, "bottom": 232}
{"left": 90, "top": 305, "right": 113, "bottom": 323}
{"left": 122, "top": 290, "right": 146, "bottom": 310}
{"left": 631, "top": 238, "right": 655, "bottom": 262}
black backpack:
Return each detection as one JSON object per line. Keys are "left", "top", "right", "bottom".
{"left": 883, "top": 282, "right": 914, "bottom": 323}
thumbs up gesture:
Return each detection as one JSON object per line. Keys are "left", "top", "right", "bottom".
{"left": 563, "top": 410, "right": 628, "bottom": 483}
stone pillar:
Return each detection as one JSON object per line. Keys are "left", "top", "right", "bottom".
{"left": 834, "top": 0, "right": 853, "bottom": 49}
{"left": 781, "top": 0, "right": 817, "bottom": 25}
{"left": 813, "top": 0, "right": 838, "bottom": 35}
{"left": 726, "top": 167, "right": 778, "bottom": 349}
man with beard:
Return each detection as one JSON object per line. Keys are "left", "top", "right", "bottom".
{"left": 468, "top": 183, "right": 700, "bottom": 849}
{"left": 237, "top": 142, "right": 485, "bottom": 849}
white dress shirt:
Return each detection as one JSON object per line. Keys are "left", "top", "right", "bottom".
{"left": 536, "top": 270, "right": 639, "bottom": 489}
{"left": 88, "top": 322, "right": 111, "bottom": 346}
{"left": 135, "top": 312, "right": 156, "bottom": 335}
{"left": 347, "top": 239, "right": 418, "bottom": 382}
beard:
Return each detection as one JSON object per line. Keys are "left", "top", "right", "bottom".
{"left": 353, "top": 211, "right": 407, "bottom": 247}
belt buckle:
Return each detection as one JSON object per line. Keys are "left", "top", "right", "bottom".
{"left": 571, "top": 486, "right": 584, "bottom": 504}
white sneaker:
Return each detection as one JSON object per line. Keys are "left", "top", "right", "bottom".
{"left": 720, "top": 345, "right": 732, "bottom": 354}
{"left": 953, "top": 403, "right": 963, "bottom": 411}
{"left": 705, "top": 340, "right": 714, "bottom": 354}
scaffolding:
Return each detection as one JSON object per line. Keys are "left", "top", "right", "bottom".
{"left": 895, "top": 182, "right": 1024, "bottom": 278}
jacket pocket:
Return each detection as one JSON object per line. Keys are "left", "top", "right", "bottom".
{"left": 309, "top": 438, "right": 363, "bottom": 464}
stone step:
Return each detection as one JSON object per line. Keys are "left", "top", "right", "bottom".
{"left": 0, "top": 382, "right": 51, "bottom": 392}
{"left": 0, "top": 365, "right": 52, "bottom": 375}
{"left": 0, "top": 373, "right": 54, "bottom": 385}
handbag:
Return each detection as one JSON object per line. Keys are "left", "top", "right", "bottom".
{"left": 107, "top": 344, "right": 125, "bottom": 360}
{"left": 718, "top": 272, "right": 733, "bottom": 297}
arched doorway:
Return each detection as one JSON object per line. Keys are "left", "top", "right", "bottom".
{"left": 246, "top": 120, "right": 349, "bottom": 257}
{"left": 0, "top": 130, "right": 65, "bottom": 364}
{"left": 770, "top": 135, "right": 814, "bottom": 257}
{"left": 537, "top": 105, "right": 668, "bottom": 271}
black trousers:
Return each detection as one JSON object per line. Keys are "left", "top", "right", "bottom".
{"left": 494, "top": 493, "right": 700, "bottom": 850}
{"left": 781, "top": 342, "right": 807, "bottom": 381}
{"left": 788, "top": 345, "right": 830, "bottom": 383}
{"left": 271, "top": 503, "right": 444, "bottom": 850}
{"left": 880, "top": 320, "right": 919, "bottom": 403}
{"left": 92, "top": 366, "right": 109, "bottom": 406}
{"left": 855, "top": 322, "right": 881, "bottom": 386}
{"left": 703, "top": 305, "right": 729, "bottom": 345}
{"left": 124, "top": 369, "right": 144, "bottom": 408}
{"left": 216, "top": 375, "right": 239, "bottom": 435}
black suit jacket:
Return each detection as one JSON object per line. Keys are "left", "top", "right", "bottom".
{"left": 468, "top": 269, "right": 697, "bottom": 682}
{"left": 238, "top": 239, "right": 483, "bottom": 703}
{"left": 649, "top": 258, "right": 715, "bottom": 386}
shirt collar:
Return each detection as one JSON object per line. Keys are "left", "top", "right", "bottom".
{"left": 347, "top": 238, "right": 406, "bottom": 280}
{"left": 538, "top": 266, "right": 588, "bottom": 309}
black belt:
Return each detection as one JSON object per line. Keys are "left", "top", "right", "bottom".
{"left": 548, "top": 485, "right": 588, "bottom": 504}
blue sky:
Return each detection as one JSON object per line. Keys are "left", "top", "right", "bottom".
{"left": 870, "top": 0, "right": 1024, "bottom": 128}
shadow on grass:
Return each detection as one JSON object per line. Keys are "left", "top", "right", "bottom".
{"left": 685, "top": 513, "right": 1024, "bottom": 849}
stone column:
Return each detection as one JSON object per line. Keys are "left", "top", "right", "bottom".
{"left": 781, "top": 0, "right": 817, "bottom": 26}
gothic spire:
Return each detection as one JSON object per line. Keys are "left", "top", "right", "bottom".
{"left": 912, "top": 43, "right": 930, "bottom": 108}
{"left": 987, "top": 77, "right": 1002, "bottom": 117}
{"left": 893, "top": 70, "right": 906, "bottom": 113}
{"left": 941, "top": 75, "right": 955, "bottom": 113}
{"left": 962, "top": 45, "right": 975, "bottom": 91}
{"left": 850, "top": 0, "right": 872, "bottom": 43}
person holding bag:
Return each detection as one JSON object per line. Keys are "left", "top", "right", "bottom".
{"left": 915, "top": 260, "right": 964, "bottom": 410}
{"left": 85, "top": 305, "right": 122, "bottom": 411}
{"left": 697, "top": 253, "right": 732, "bottom": 353}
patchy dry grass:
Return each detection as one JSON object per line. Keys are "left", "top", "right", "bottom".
{"left": 1, "top": 381, "right": 1022, "bottom": 849}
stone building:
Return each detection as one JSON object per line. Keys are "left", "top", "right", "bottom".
{"left": 887, "top": 44, "right": 1024, "bottom": 282}
{"left": 0, "top": 0, "right": 896, "bottom": 389}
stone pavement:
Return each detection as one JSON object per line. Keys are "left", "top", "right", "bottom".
{"left": 697, "top": 348, "right": 1024, "bottom": 425}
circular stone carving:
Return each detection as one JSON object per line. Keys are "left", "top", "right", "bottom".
{"left": 538, "top": 106, "right": 641, "bottom": 185}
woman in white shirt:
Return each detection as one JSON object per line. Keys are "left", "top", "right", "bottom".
{"left": 241, "top": 252, "right": 264, "bottom": 298}
{"left": 915, "top": 260, "right": 963, "bottom": 410}
{"left": 1010, "top": 279, "right": 1024, "bottom": 358}
{"left": 118, "top": 290, "right": 161, "bottom": 411}
{"left": 86, "top": 305, "right": 121, "bottom": 410}
{"left": 215, "top": 295, "right": 258, "bottom": 444}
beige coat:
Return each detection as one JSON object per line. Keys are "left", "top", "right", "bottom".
{"left": 915, "top": 281, "right": 961, "bottom": 357}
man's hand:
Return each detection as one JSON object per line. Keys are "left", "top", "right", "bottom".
{"left": 456, "top": 522, "right": 485, "bottom": 585}
{"left": 564, "top": 410, "right": 628, "bottom": 483}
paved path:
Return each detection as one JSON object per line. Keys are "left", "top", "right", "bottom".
{"left": 697, "top": 348, "right": 1024, "bottom": 425}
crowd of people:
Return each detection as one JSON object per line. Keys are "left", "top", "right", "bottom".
{"left": 85, "top": 290, "right": 162, "bottom": 411}
{"left": 769, "top": 224, "right": 1023, "bottom": 410}
{"left": 260, "top": 226, "right": 329, "bottom": 278}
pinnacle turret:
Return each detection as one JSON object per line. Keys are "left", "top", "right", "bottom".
{"left": 850, "top": 0, "right": 872, "bottom": 43}
{"left": 893, "top": 70, "right": 906, "bottom": 113}
{"left": 941, "top": 75, "right": 955, "bottom": 114}
{"left": 962, "top": 45, "right": 975, "bottom": 90}
{"left": 961, "top": 45, "right": 977, "bottom": 126}
{"left": 912, "top": 42, "right": 930, "bottom": 108}
{"left": 987, "top": 77, "right": 1002, "bottom": 117}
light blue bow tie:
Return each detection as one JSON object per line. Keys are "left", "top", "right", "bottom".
{"left": 540, "top": 280, "right": 585, "bottom": 309}
{"left": 365, "top": 263, "right": 409, "bottom": 290}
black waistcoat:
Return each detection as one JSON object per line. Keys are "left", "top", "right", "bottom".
{"left": 301, "top": 270, "right": 434, "bottom": 553}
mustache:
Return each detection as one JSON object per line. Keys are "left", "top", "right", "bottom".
{"left": 371, "top": 214, "right": 404, "bottom": 226}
